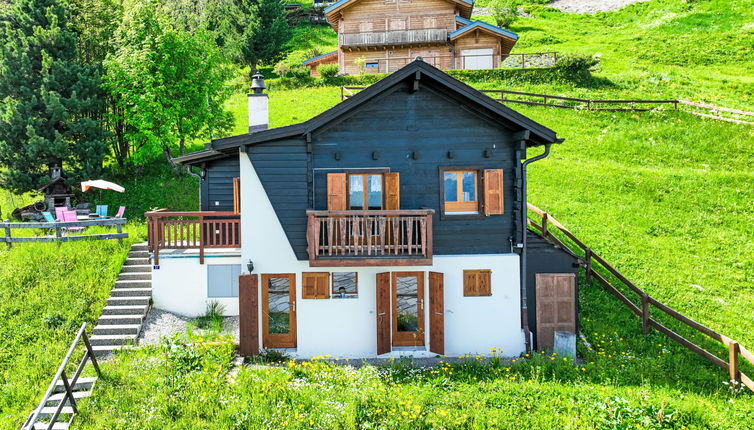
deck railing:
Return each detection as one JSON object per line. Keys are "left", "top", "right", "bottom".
{"left": 306, "top": 209, "right": 434, "bottom": 266}
{"left": 339, "top": 28, "right": 449, "bottom": 47}
{"left": 146, "top": 210, "right": 241, "bottom": 264}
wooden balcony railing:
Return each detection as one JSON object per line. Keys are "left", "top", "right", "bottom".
{"left": 146, "top": 210, "right": 241, "bottom": 264}
{"left": 306, "top": 209, "right": 434, "bottom": 266}
{"left": 339, "top": 28, "right": 449, "bottom": 48}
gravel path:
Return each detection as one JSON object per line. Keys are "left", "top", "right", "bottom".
{"left": 548, "top": 0, "right": 650, "bottom": 14}
{"left": 137, "top": 308, "right": 239, "bottom": 345}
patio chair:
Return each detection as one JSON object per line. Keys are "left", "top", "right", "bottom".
{"left": 62, "top": 210, "right": 84, "bottom": 233}
{"left": 114, "top": 206, "right": 125, "bottom": 218}
{"left": 96, "top": 205, "right": 108, "bottom": 217}
{"left": 54, "top": 206, "right": 67, "bottom": 221}
{"left": 41, "top": 212, "right": 56, "bottom": 223}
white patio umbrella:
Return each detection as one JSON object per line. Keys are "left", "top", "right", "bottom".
{"left": 80, "top": 180, "right": 125, "bottom": 193}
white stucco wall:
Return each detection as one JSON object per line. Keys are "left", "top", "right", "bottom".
{"left": 152, "top": 151, "right": 525, "bottom": 357}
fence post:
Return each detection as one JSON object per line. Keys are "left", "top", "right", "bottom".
{"left": 641, "top": 293, "right": 649, "bottom": 334}
{"left": 55, "top": 225, "right": 62, "bottom": 244}
{"left": 116, "top": 223, "right": 123, "bottom": 245}
{"left": 4, "top": 224, "right": 10, "bottom": 248}
{"left": 541, "top": 213, "right": 548, "bottom": 238}
{"left": 585, "top": 249, "right": 592, "bottom": 283}
{"left": 199, "top": 214, "right": 205, "bottom": 265}
{"left": 59, "top": 369, "right": 78, "bottom": 413}
{"left": 82, "top": 330, "right": 101, "bottom": 376}
{"left": 729, "top": 341, "right": 741, "bottom": 383}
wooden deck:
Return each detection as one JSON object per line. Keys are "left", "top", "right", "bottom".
{"left": 339, "top": 29, "right": 449, "bottom": 48}
{"left": 146, "top": 210, "right": 241, "bottom": 264}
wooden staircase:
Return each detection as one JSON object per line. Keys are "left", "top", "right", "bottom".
{"left": 91, "top": 243, "right": 152, "bottom": 356}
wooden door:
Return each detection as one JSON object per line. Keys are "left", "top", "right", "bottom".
{"left": 238, "top": 274, "right": 259, "bottom": 356}
{"left": 262, "top": 274, "right": 297, "bottom": 348}
{"left": 376, "top": 272, "right": 391, "bottom": 355}
{"left": 535, "top": 273, "right": 576, "bottom": 351}
{"left": 429, "top": 272, "right": 444, "bottom": 355}
{"left": 392, "top": 272, "right": 425, "bottom": 347}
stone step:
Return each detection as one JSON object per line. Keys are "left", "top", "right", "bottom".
{"left": 128, "top": 250, "right": 149, "bottom": 258}
{"left": 124, "top": 258, "right": 149, "bottom": 266}
{"left": 110, "top": 288, "right": 151, "bottom": 297}
{"left": 131, "top": 243, "right": 148, "bottom": 251}
{"left": 101, "top": 305, "right": 148, "bottom": 316}
{"left": 38, "top": 405, "right": 75, "bottom": 417}
{"left": 92, "top": 344, "right": 134, "bottom": 357}
{"left": 118, "top": 272, "right": 152, "bottom": 281}
{"left": 33, "top": 423, "right": 69, "bottom": 430}
{"left": 93, "top": 324, "right": 141, "bottom": 335}
{"left": 89, "top": 334, "right": 137, "bottom": 346}
{"left": 46, "top": 390, "right": 91, "bottom": 404}
{"left": 121, "top": 264, "right": 152, "bottom": 273}
{"left": 53, "top": 376, "right": 96, "bottom": 393}
{"left": 97, "top": 314, "right": 144, "bottom": 325}
{"left": 106, "top": 296, "right": 150, "bottom": 306}
{"left": 114, "top": 280, "right": 151, "bottom": 289}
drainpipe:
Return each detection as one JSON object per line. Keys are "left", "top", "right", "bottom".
{"left": 519, "top": 141, "right": 554, "bottom": 353}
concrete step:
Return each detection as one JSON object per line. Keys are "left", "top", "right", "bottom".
{"left": 101, "top": 305, "right": 148, "bottom": 316}
{"left": 106, "top": 296, "right": 150, "bottom": 306}
{"left": 52, "top": 376, "right": 96, "bottom": 393}
{"left": 131, "top": 243, "right": 148, "bottom": 251}
{"left": 121, "top": 264, "right": 152, "bottom": 273}
{"left": 33, "top": 423, "right": 69, "bottom": 430}
{"left": 97, "top": 314, "right": 144, "bottom": 325}
{"left": 90, "top": 334, "right": 137, "bottom": 346}
{"left": 93, "top": 324, "right": 141, "bottom": 335}
{"left": 92, "top": 344, "right": 134, "bottom": 357}
{"left": 128, "top": 250, "right": 149, "bottom": 258}
{"left": 114, "top": 280, "right": 151, "bottom": 289}
{"left": 110, "top": 288, "right": 151, "bottom": 297}
{"left": 124, "top": 258, "right": 149, "bottom": 266}
{"left": 38, "top": 405, "right": 75, "bottom": 417}
{"left": 46, "top": 390, "right": 91, "bottom": 404}
{"left": 118, "top": 272, "right": 152, "bottom": 281}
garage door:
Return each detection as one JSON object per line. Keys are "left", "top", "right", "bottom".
{"left": 461, "top": 48, "right": 493, "bottom": 70}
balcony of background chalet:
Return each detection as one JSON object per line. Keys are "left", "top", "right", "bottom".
{"left": 146, "top": 210, "right": 241, "bottom": 265}
{"left": 306, "top": 209, "right": 434, "bottom": 266}
{"left": 339, "top": 28, "right": 449, "bottom": 49}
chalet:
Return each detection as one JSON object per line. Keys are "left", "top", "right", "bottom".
{"left": 303, "top": 0, "right": 519, "bottom": 75}
{"left": 149, "top": 60, "right": 578, "bottom": 358}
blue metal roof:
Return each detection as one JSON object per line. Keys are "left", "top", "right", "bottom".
{"left": 450, "top": 20, "right": 519, "bottom": 41}
{"left": 455, "top": 16, "right": 473, "bottom": 26}
{"left": 302, "top": 50, "right": 338, "bottom": 65}
{"left": 326, "top": 0, "right": 473, "bottom": 14}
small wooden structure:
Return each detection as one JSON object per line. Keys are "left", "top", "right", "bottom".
{"left": 38, "top": 166, "right": 75, "bottom": 210}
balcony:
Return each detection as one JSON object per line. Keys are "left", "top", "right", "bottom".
{"left": 306, "top": 209, "right": 434, "bottom": 266}
{"left": 339, "top": 29, "right": 449, "bottom": 48}
{"left": 146, "top": 210, "right": 241, "bottom": 264}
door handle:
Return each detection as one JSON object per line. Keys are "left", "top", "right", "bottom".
{"left": 290, "top": 302, "right": 296, "bottom": 312}
{"left": 378, "top": 312, "right": 387, "bottom": 316}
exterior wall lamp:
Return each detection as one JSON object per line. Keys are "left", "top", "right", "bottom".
{"left": 246, "top": 260, "right": 254, "bottom": 273}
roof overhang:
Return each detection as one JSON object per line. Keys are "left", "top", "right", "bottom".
{"left": 177, "top": 60, "right": 561, "bottom": 167}
{"left": 325, "top": 0, "right": 474, "bottom": 31}
{"left": 302, "top": 50, "right": 338, "bottom": 66}
{"left": 450, "top": 21, "right": 519, "bottom": 42}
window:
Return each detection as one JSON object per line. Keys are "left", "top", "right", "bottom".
{"left": 464, "top": 270, "right": 491, "bottom": 296}
{"left": 348, "top": 173, "right": 383, "bottom": 210}
{"left": 302, "top": 272, "right": 330, "bottom": 299}
{"left": 332, "top": 272, "right": 358, "bottom": 298}
{"left": 207, "top": 264, "right": 241, "bottom": 298}
{"left": 365, "top": 62, "right": 379, "bottom": 69}
{"left": 443, "top": 170, "right": 479, "bottom": 213}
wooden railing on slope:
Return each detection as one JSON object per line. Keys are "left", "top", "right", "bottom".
{"left": 340, "top": 87, "right": 754, "bottom": 125}
{"left": 22, "top": 323, "right": 101, "bottom": 430}
{"left": 526, "top": 203, "right": 754, "bottom": 392}
{"left": 0, "top": 218, "right": 127, "bottom": 248}
{"left": 145, "top": 211, "right": 241, "bottom": 265}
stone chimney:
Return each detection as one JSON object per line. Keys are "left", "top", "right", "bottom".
{"left": 248, "top": 74, "right": 268, "bottom": 133}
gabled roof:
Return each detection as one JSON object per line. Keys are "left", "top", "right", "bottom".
{"left": 325, "top": 0, "right": 472, "bottom": 14}
{"left": 302, "top": 50, "right": 338, "bottom": 66}
{"left": 325, "top": 0, "right": 474, "bottom": 29}
{"left": 455, "top": 16, "right": 473, "bottom": 27}
{"left": 450, "top": 19, "right": 519, "bottom": 41}
{"left": 175, "top": 59, "right": 561, "bottom": 166}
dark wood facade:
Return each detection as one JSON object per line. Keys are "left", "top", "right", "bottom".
{"left": 200, "top": 157, "right": 240, "bottom": 212}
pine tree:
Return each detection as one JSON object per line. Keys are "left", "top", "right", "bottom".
{"left": 0, "top": 0, "right": 109, "bottom": 194}
{"left": 236, "top": 0, "right": 291, "bottom": 76}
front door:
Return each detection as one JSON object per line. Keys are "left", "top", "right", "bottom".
{"left": 535, "top": 273, "right": 576, "bottom": 351}
{"left": 262, "top": 273, "right": 297, "bottom": 348}
{"left": 392, "top": 272, "right": 425, "bottom": 347}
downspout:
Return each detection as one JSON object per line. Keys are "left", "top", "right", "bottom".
{"left": 519, "top": 141, "right": 553, "bottom": 353}
{"left": 186, "top": 165, "right": 204, "bottom": 180}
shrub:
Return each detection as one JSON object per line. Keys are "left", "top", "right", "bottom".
{"left": 195, "top": 300, "right": 225, "bottom": 331}
{"left": 288, "top": 66, "right": 310, "bottom": 80}
{"left": 317, "top": 63, "right": 339, "bottom": 78}
{"left": 491, "top": 0, "right": 520, "bottom": 29}
{"left": 273, "top": 61, "right": 291, "bottom": 78}
{"left": 354, "top": 56, "right": 367, "bottom": 74}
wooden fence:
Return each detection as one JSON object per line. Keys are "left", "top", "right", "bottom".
{"left": 22, "top": 323, "right": 101, "bottom": 430}
{"left": 527, "top": 203, "right": 754, "bottom": 392}
{"left": 0, "top": 218, "right": 127, "bottom": 248}
{"left": 340, "top": 87, "right": 754, "bottom": 125}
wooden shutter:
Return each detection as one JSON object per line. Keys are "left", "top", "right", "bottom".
{"left": 384, "top": 172, "right": 400, "bottom": 210}
{"left": 376, "top": 272, "right": 391, "bottom": 355}
{"left": 429, "top": 272, "right": 444, "bottom": 355}
{"left": 484, "top": 169, "right": 503, "bottom": 215}
{"left": 327, "top": 173, "right": 347, "bottom": 211}
{"left": 302, "top": 272, "right": 330, "bottom": 299}
{"left": 535, "top": 273, "right": 576, "bottom": 351}
{"left": 463, "top": 269, "right": 491, "bottom": 296}
{"left": 232, "top": 177, "right": 241, "bottom": 214}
